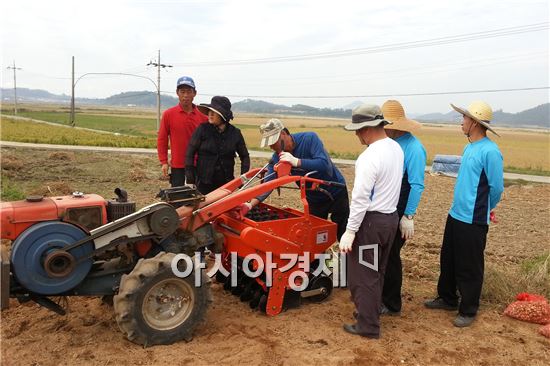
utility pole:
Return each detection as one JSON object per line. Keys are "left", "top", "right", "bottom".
{"left": 147, "top": 50, "right": 172, "bottom": 130}
{"left": 70, "top": 56, "right": 75, "bottom": 127}
{"left": 7, "top": 61, "right": 22, "bottom": 115}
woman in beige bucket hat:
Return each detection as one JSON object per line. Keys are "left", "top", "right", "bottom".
{"left": 380, "top": 100, "right": 427, "bottom": 316}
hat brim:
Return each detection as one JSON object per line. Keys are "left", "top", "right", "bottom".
{"left": 198, "top": 105, "right": 227, "bottom": 121}
{"left": 384, "top": 117, "right": 421, "bottom": 132}
{"left": 451, "top": 104, "right": 499, "bottom": 136}
{"left": 344, "top": 119, "right": 391, "bottom": 131}
{"left": 177, "top": 83, "right": 195, "bottom": 90}
{"left": 260, "top": 130, "right": 282, "bottom": 148}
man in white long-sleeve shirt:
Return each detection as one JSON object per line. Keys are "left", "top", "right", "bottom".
{"left": 340, "top": 103, "right": 404, "bottom": 339}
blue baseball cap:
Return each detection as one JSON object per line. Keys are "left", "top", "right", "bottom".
{"left": 176, "top": 76, "right": 196, "bottom": 90}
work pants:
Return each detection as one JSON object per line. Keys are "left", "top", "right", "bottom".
{"left": 382, "top": 219, "right": 407, "bottom": 312}
{"left": 348, "top": 211, "right": 398, "bottom": 338}
{"left": 437, "top": 215, "right": 488, "bottom": 316}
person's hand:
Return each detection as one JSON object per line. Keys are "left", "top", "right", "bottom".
{"left": 161, "top": 163, "right": 169, "bottom": 177}
{"left": 490, "top": 210, "right": 498, "bottom": 223}
{"left": 229, "top": 202, "right": 252, "bottom": 220}
{"left": 339, "top": 230, "right": 356, "bottom": 253}
{"left": 279, "top": 152, "right": 299, "bottom": 167}
{"left": 185, "top": 167, "right": 196, "bottom": 185}
{"left": 399, "top": 216, "right": 414, "bottom": 240}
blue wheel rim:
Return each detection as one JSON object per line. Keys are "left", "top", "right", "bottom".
{"left": 11, "top": 221, "right": 94, "bottom": 295}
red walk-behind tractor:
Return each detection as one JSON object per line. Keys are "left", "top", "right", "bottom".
{"left": 0, "top": 161, "right": 343, "bottom": 346}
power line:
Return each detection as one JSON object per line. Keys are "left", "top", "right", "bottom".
{"left": 69, "top": 65, "right": 161, "bottom": 126}
{"left": 196, "top": 51, "right": 548, "bottom": 87}
{"left": 16, "top": 47, "right": 546, "bottom": 84}
{"left": 198, "top": 86, "right": 550, "bottom": 99}
{"left": 117, "top": 65, "right": 151, "bottom": 74}
{"left": 172, "top": 22, "right": 549, "bottom": 66}
{"left": 20, "top": 66, "right": 152, "bottom": 81}
{"left": 21, "top": 71, "right": 71, "bottom": 80}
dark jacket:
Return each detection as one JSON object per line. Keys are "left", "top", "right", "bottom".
{"left": 185, "top": 123, "right": 250, "bottom": 185}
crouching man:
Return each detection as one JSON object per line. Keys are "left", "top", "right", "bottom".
{"left": 236, "top": 118, "right": 349, "bottom": 241}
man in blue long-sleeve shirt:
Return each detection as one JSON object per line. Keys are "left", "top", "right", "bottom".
{"left": 425, "top": 101, "right": 504, "bottom": 328}
{"left": 381, "top": 100, "right": 427, "bottom": 316}
{"left": 239, "top": 119, "right": 349, "bottom": 240}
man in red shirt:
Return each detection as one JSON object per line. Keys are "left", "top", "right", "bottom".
{"left": 157, "top": 76, "right": 208, "bottom": 186}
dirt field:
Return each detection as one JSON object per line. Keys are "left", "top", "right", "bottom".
{"left": 1, "top": 147, "right": 549, "bottom": 365}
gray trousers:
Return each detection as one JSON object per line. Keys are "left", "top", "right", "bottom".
{"left": 348, "top": 211, "right": 399, "bottom": 338}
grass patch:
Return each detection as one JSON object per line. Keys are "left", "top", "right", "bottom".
{"left": 232, "top": 123, "right": 259, "bottom": 130}
{"left": 1, "top": 117, "right": 157, "bottom": 148}
{"left": 328, "top": 151, "right": 359, "bottom": 160}
{"left": 8, "top": 110, "right": 157, "bottom": 136}
{"left": 521, "top": 252, "right": 550, "bottom": 275}
{"left": 1, "top": 177, "right": 26, "bottom": 201}
{"left": 2, "top": 108, "right": 550, "bottom": 176}
{"left": 504, "top": 179, "right": 532, "bottom": 187}
{"left": 482, "top": 253, "right": 550, "bottom": 306}
{"left": 503, "top": 165, "right": 550, "bottom": 176}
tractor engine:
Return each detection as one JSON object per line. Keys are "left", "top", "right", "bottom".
{"left": 0, "top": 188, "right": 207, "bottom": 306}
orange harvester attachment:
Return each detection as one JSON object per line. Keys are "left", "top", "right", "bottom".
{"left": 176, "top": 163, "right": 340, "bottom": 315}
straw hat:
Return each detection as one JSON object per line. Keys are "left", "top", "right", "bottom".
{"left": 451, "top": 101, "right": 499, "bottom": 136}
{"left": 381, "top": 100, "right": 421, "bottom": 133}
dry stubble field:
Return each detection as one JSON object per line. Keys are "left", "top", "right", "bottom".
{"left": 1, "top": 146, "right": 549, "bottom": 365}
{"left": 236, "top": 115, "right": 550, "bottom": 173}
{"left": 2, "top": 106, "right": 549, "bottom": 174}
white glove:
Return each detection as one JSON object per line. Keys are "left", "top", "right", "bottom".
{"left": 279, "top": 152, "right": 300, "bottom": 167}
{"left": 339, "top": 230, "right": 356, "bottom": 253}
{"left": 399, "top": 216, "right": 414, "bottom": 240}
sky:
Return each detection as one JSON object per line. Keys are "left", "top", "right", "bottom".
{"left": 1, "top": 0, "right": 549, "bottom": 114}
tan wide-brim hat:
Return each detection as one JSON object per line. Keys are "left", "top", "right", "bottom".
{"left": 344, "top": 103, "right": 391, "bottom": 131}
{"left": 381, "top": 100, "right": 421, "bottom": 133}
{"left": 451, "top": 101, "right": 499, "bottom": 136}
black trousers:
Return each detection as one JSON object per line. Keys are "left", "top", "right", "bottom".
{"left": 197, "top": 170, "right": 231, "bottom": 195}
{"left": 437, "top": 215, "right": 488, "bottom": 316}
{"left": 169, "top": 168, "right": 186, "bottom": 187}
{"left": 309, "top": 190, "right": 350, "bottom": 242}
{"left": 348, "top": 211, "right": 398, "bottom": 338}
{"left": 382, "top": 218, "right": 407, "bottom": 312}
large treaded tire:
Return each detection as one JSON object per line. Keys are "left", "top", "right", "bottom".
{"left": 113, "top": 252, "right": 210, "bottom": 346}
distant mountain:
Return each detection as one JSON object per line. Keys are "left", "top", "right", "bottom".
{"left": 232, "top": 99, "right": 292, "bottom": 114}
{"left": 342, "top": 100, "right": 363, "bottom": 110}
{"left": 494, "top": 103, "right": 549, "bottom": 127}
{"left": 1, "top": 88, "right": 178, "bottom": 108}
{"left": 233, "top": 99, "right": 351, "bottom": 118}
{"left": 416, "top": 111, "right": 458, "bottom": 121}
{"left": 1, "top": 87, "right": 70, "bottom": 102}
{"left": 417, "top": 103, "right": 549, "bottom": 128}
{"left": 102, "top": 91, "right": 178, "bottom": 107}
{"left": 2, "top": 88, "right": 548, "bottom": 127}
